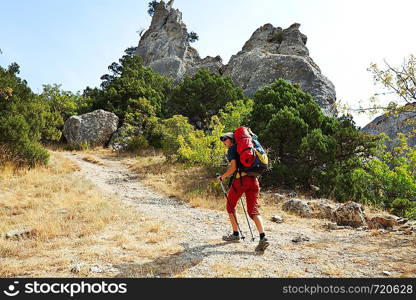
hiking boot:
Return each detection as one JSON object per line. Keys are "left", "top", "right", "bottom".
{"left": 222, "top": 233, "right": 241, "bottom": 242}
{"left": 255, "top": 237, "right": 270, "bottom": 252}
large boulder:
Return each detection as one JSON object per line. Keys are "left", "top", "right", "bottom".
{"left": 282, "top": 198, "right": 312, "bottom": 218}
{"left": 362, "top": 102, "right": 416, "bottom": 150}
{"left": 367, "top": 215, "right": 398, "bottom": 229}
{"left": 223, "top": 23, "right": 337, "bottom": 116}
{"left": 308, "top": 199, "right": 337, "bottom": 219}
{"left": 63, "top": 109, "right": 119, "bottom": 148}
{"left": 332, "top": 202, "right": 366, "bottom": 228}
{"left": 135, "top": 1, "right": 337, "bottom": 116}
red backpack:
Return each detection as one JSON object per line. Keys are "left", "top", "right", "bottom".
{"left": 234, "top": 127, "right": 256, "bottom": 167}
{"left": 233, "top": 126, "right": 269, "bottom": 177}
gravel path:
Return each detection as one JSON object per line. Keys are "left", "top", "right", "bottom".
{"left": 61, "top": 152, "right": 416, "bottom": 278}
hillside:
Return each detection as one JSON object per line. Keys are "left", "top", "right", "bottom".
{"left": 1, "top": 149, "right": 414, "bottom": 278}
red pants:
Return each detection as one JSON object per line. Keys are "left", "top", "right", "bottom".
{"left": 226, "top": 176, "right": 260, "bottom": 219}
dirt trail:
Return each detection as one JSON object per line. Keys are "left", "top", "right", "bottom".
{"left": 61, "top": 151, "right": 416, "bottom": 278}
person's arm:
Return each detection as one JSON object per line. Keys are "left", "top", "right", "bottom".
{"left": 219, "top": 159, "right": 237, "bottom": 181}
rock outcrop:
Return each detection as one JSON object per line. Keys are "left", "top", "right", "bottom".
{"left": 223, "top": 23, "right": 336, "bottom": 116}
{"left": 134, "top": 0, "right": 337, "bottom": 116}
{"left": 134, "top": 0, "right": 222, "bottom": 82}
{"left": 282, "top": 198, "right": 312, "bottom": 218}
{"left": 362, "top": 102, "right": 416, "bottom": 150}
{"left": 332, "top": 202, "right": 366, "bottom": 228}
{"left": 63, "top": 109, "right": 119, "bottom": 148}
{"left": 367, "top": 215, "right": 398, "bottom": 230}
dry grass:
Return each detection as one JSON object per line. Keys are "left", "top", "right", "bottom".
{"left": 0, "top": 151, "right": 178, "bottom": 277}
{"left": 81, "top": 154, "right": 104, "bottom": 165}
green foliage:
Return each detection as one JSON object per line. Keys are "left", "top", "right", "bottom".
{"left": 218, "top": 99, "right": 254, "bottom": 132}
{"left": 0, "top": 63, "right": 56, "bottom": 168}
{"left": 270, "top": 32, "right": 284, "bottom": 43}
{"left": 177, "top": 116, "right": 226, "bottom": 169}
{"left": 169, "top": 68, "right": 244, "bottom": 128}
{"left": 40, "top": 84, "right": 92, "bottom": 121}
{"left": 250, "top": 78, "right": 379, "bottom": 195}
{"left": 187, "top": 31, "right": 199, "bottom": 44}
{"left": 344, "top": 134, "right": 416, "bottom": 217}
{"left": 391, "top": 198, "right": 415, "bottom": 217}
{"left": 84, "top": 49, "right": 172, "bottom": 127}
{"left": 147, "top": 1, "right": 159, "bottom": 16}
{"left": 155, "top": 115, "right": 195, "bottom": 158}
{"left": 127, "top": 136, "right": 149, "bottom": 153}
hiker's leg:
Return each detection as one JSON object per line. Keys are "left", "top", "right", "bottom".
{"left": 252, "top": 215, "right": 265, "bottom": 234}
{"left": 226, "top": 180, "right": 243, "bottom": 231}
{"left": 245, "top": 177, "right": 265, "bottom": 234}
{"left": 228, "top": 214, "right": 238, "bottom": 232}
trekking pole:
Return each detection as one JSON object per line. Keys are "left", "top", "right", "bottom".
{"left": 217, "top": 173, "right": 245, "bottom": 240}
{"left": 239, "top": 196, "right": 255, "bottom": 242}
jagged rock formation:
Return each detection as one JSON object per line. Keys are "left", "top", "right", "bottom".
{"left": 135, "top": 0, "right": 222, "bottom": 81}
{"left": 63, "top": 109, "right": 119, "bottom": 148}
{"left": 362, "top": 103, "right": 416, "bottom": 149}
{"left": 135, "top": 0, "right": 337, "bottom": 116}
{"left": 223, "top": 23, "right": 337, "bottom": 116}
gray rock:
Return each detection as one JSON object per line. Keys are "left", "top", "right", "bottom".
{"left": 223, "top": 23, "right": 337, "bottom": 116}
{"left": 322, "top": 222, "right": 339, "bottom": 230}
{"left": 309, "top": 199, "right": 336, "bottom": 219}
{"left": 71, "top": 263, "right": 86, "bottom": 274}
{"left": 273, "top": 193, "right": 285, "bottom": 200}
{"left": 282, "top": 198, "right": 312, "bottom": 218}
{"left": 5, "top": 228, "right": 35, "bottom": 240}
{"left": 134, "top": 0, "right": 221, "bottom": 83}
{"left": 362, "top": 102, "right": 416, "bottom": 150}
{"left": 134, "top": 1, "right": 337, "bottom": 116}
{"left": 397, "top": 218, "right": 409, "bottom": 225}
{"left": 292, "top": 233, "right": 310, "bottom": 243}
{"left": 332, "top": 202, "right": 366, "bottom": 228}
{"left": 367, "top": 215, "right": 398, "bottom": 229}
{"left": 271, "top": 215, "right": 283, "bottom": 223}
{"left": 90, "top": 265, "right": 104, "bottom": 273}
{"left": 63, "top": 109, "right": 119, "bottom": 148}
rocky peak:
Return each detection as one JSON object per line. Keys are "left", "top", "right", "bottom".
{"left": 242, "top": 23, "right": 308, "bottom": 57}
{"left": 136, "top": 0, "right": 191, "bottom": 66}
{"left": 134, "top": 2, "right": 337, "bottom": 116}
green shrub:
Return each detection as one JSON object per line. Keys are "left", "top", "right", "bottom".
{"left": 344, "top": 134, "right": 416, "bottom": 213}
{"left": 127, "top": 136, "right": 149, "bottom": 153}
{"left": 391, "top": 198, "right": 415, "bottom": 217}
{"left": 177, "top": 116, "right": 226, "bottom": 169}
{"left": 0, "top": 63, "right": 61, "bottom": 168}
{"left": 169, "top": 68, "right": 244, "bottom": 128}
{"left": 218, "top": 99, "right": 254, "bottom": 132}
{"left": 40, "top": 84, "right": 93, "bottom": 122}
{"left": 156, "top": 115, "right": 195, "bottom": 159}
{"left": 84, "top": 49, "right": 172, "bottom": 125}
{"left": 249, "top": 78, "right": 378, "bottom": 195}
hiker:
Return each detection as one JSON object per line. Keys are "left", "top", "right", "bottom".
{"left": 218, "top": 132, "right": 270, "bottom": 252}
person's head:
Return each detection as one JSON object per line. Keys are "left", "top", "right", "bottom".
{"left": 220, "top": 132, "right": 234, "bottom": 148}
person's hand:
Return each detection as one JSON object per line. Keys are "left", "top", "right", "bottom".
{"left": 217, "top": 175, "right": 223, "bottom": 182}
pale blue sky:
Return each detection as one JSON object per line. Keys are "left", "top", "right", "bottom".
{"left": 1, "top": 0, "right": 415, "bottom": 126}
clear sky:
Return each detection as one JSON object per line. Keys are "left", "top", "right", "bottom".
{"left": 1, "top": 0, "right": 415, "bottom": 127}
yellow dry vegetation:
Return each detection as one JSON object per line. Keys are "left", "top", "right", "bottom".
{"left": 0, "top": 151, "right": 177, "bottom": 277}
